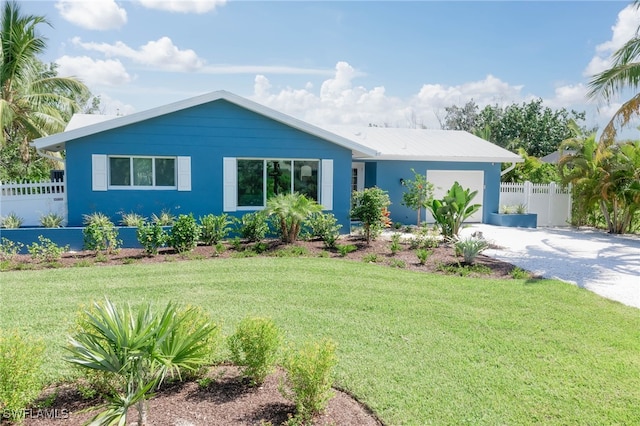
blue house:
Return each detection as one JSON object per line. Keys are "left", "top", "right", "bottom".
{"left": 31, "top": 90, "right": 522, "bottom": 233}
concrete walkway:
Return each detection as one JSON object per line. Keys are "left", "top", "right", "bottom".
{"left": 460, "top": 224, "right": 640, "bottom": 309}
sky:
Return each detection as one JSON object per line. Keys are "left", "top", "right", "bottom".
{"left": 19, "top": 0, "right": 640, "bottom": 134}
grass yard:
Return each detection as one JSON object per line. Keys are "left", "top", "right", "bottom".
{"left": 1, "top": 257, "right": 639, "bottom": 425}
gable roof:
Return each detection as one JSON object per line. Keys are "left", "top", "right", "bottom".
{"left": 325, "top": 125, "right": 523, "bottom": 163}
{"left": 31, "top": 90, "right": 377, "bottom": 157}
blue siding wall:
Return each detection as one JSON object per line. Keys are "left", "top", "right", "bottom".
{"left": 65, "top": 100, "right": 353, "bottom": 230}
{"left": 368, "top": 160, "right": 502, "bottom": 225}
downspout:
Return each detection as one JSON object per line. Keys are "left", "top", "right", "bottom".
{"left": 34, "top": 148, "right": 65, "bottom": 169}
{"left": 501, "top": 162, "right": 516, "bottom": 177}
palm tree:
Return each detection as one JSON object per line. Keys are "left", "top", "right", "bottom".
{"left": 0, "top": 1, "right": 88, "bottom": 163}
{"left": 266, "top": 192, "right": 322, "bottom": 243}
{"left": 587, "top": 0, "right": 640, "bottom": 141}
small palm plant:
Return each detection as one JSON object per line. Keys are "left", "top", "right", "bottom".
{"left": 266, "top": 192, "right": 322, "bottom": 243}
{"left": 65, "top": 299, "right": 218, "bottom": 426}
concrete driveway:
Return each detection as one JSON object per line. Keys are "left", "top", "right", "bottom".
{"left": 461, "top": 224, "right": 640, "bottom": 309}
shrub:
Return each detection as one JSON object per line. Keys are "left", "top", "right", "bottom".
{"left": 389, "top": 259, "right": 406, "bottom": 268}
{"left": 151, "top": 209, "right": 175, "bottom": 226}
{"left": 170, "top": 214, "right": 200, "bottom": 253}
{"left": 336, "top": 243, "right": 357, "bottom": 257}
{"left": 137, "top": 222, "right": 169, "bottom": 255}
{"left": 0, "top": 330, "right": 44, "bottom": 422}
{"left": 416, "top": 248, "right": 431, "bottom": 265}
{"left": 120, "top": 212, "right": 146, "bottom": 227}
{"left": 454, "top": 236, "right": 490, "bottom": 264}
{"left": 351, "top": 187, "right": 391, "bottom": 243}
{"left": 303, "top": 212, "right": 342, "bottom": 248}
{"left": 83, "top": 213, "right": 120, "bottom": 254}
{"left": 228, "top": 317, "right": 283, "bottom": 386}
{"left": 39, "top": 212, "right": 64, "bottom": 228}
{"left": 271, "top": 245, "right": 309, "bottom": 258}
{"left": 66, "top": 299, "right": 218, "bottom": 426}
{"left": 362, "top": 253, "right": 379, "bottom": 263}
{"left": 266, "top": 193, "right": 322, "bottom": 244}
{"left": 408, "top": 235, "right": 440, "bottom": 250}
{"left": 0, "top": 238, "right": 23, "bottom": 262}
{"left": 401, "top": 168, "right": 434, "bottom": 226}
{"left": 511, "top": 267, "right": 531, "bottom": 279}
{"left": 239, "top": 211, "right": 269, "bottom": 242}
{"left": 280, "top": 339, "right": 337, "bottom": 423}
{"left": 390, "top": 233, "right": 402, "bottom": 255}
{"left": 0, "top": 212, "right": 23, "bottom": 229}
{"left": 199, "top": 213, "right": 236, "bottom": 245}
{"left": 27, "top": 236, "right": 68, "bottom": 262}
{"left": 426, "top": 181, "right": 481, "bottom": 239}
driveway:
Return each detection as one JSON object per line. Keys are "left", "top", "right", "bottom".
{"left": 461, "top": 224, "right": 640, "bottom": 309}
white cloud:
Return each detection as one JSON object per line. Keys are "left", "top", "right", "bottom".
{"left": 55, "top": 0, "right": 127, "bottom": 30}
{"left": 55, "top": 55, "right": 132, "bottom": 86}
{"left": 546, "top": 83, "right": 589, "bottom": 108}
{"left": 584, "top": 4, "right": 640, "bottom": 77}
{"left": 97, "top": 93, "right": 137, "bottom": 116}
{"left": 72, "top": 37, "right": 204, "bottom": 72}
{"left": 136, "top": 0, "right": 226, "bottom": 13}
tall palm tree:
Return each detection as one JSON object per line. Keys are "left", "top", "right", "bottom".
{"left": 587, "top": 0, "right": 640, "bottom": 141}
{"left": 0, "top": 0, "right": 88, "bottom": 162}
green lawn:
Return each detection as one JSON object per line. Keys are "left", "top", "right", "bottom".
{"left": 1, "top": 257, "right": 639, "bottom": 425}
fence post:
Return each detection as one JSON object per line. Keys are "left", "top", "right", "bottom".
{"left": 524, "top": 181, "right": 532, "bottom": 211}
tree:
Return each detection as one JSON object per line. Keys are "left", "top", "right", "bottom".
{"left": 351, "top": 187, "right": 391, "bottom": 244}
{"left": 588, "top": 1, "right": 640, "bottom": 141}
{"left": 400, "top": 168, "right": 434, "bottom": 226}
{"left": 442, "top": 99, "right": 480, "bottom": 132}
{"left": 266, "top": 192, "right": 322, "bottom": 243}
{"left": 0, "top": 1, "right": 89, "bottom": 178}
{"left": 501, "top": 148, "right": 561, "bottom": 183}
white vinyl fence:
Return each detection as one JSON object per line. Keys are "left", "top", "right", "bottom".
{"left": 500, "top": 181, "right": 572, "bottom": 227}
{"left": 0, "top": 180, "right": 67, "bottom": 227}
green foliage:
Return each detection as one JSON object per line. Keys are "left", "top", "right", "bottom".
{"left": 151, "top": 209, "right": 175, "bottom": 226}
{"left": 303, "top": 212, "right": 342, "bottom": 248}
{"left": 427, "top": 182, "right": 481, "bottom": 239}
{"left": 0, "top": 212, "right": 23, "bottom": 228}
{"left": 120, "top": 212, "right": 146, "bottom": 227}
{"left": 401, "top": 168, "right": 434, "bottom": 225}
{"left": 239, "top": 211, "right": 270, "bottom": 242}
{"left": 27, "top": 235, "right": 68, "bottom": 262}
{"left": 389, "top": 259, "right": 406, "bottom": 268}
{"left": 362, "top": 253, "right": 380, "bottom": 263}
{"left": 228, "top": 317, "right": 283, "bottom": 386}
{"left": 170, "top": 214, "right": 200, "bottom": 253}
{"left": 266, "top": 193, "right": 323, "bottom": 244}
{"left": 437, "top": 262, "right": 492, "bottom": 276}
{"left": 351, "top": 187, "right": 391, "bottom": 243}
{"left": 82, "top": 213, "right": 120, "bottom": 254}
{"left": 39, "top": 212, "right": 64, "bottom": 228}
{"left": 136, "top": 222, "right": 168, "bottom": 255}
{"left": 510, "top": 267, "right": 531, "bottom": 279}
{"left": 66, "top": 299, "right": 218, "bottom": 426}
{"left": 454, "top": 236, "right": 489, "bottom": 264}
{"left": 502, "top": 148, "right": 561, "bottom": 183}
{"left": 199, "top": 213, "right": 236, "bottom": 245}
{"left": 0, "top": 330, "right": 44, "bottom": 422}
{"left": 389, "top": 233, "right": 402, "bottom": 255}
{"left": 271, "top": 245, "right": 309, "bottom": 258}
{"left": 336, "top": 243, "right": 357, "bottom": 257}
{"left": 280, "top": 339, "right": 337, "bottom": 423}
{"left": 0, "top": 237, "right": 23, "bottom": 261}
{"left": 416, "top": 248, "right": 431, "bottom": 265}
{"left": 408, "top": 235, "right": 440, "bottom": 250}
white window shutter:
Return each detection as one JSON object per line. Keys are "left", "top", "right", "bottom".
{"left": 177, "top": 156, "right": 191, "bottom": 191}
{"left": 223, "top": 157, "right": 237, "bottom": 212}
{"left": 92, "top": 154, "right": 107, "bottom": 191}
{"left": 320, "top": 159, "right": 333, "bottom": 210}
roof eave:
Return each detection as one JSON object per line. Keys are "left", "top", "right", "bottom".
{"left": 353, "top": 155, "right": 524, "bottom": 163}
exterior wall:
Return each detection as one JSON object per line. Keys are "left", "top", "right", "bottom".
{"left": 65, "top": 100, "right": 354, "bottom": 230}
{"left": 365, "top": 160, "right": 502, "bottom": 225}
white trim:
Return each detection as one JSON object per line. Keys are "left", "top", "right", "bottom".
{"left": 352, "top": 162, "right": 365, "bottom": 192}
{"left": 223, "top": 157, "right": 237, "bottom": 212}
{"left": 91, "top": 154, "right": 107, "bottom": 191}
{"left": 177, "top": 156, "right": 191, "bottom": 191}
{"left": 107, "top": 155, "right": 178, "bottom": 190}
{"left": 320, "top": 159, "right": 333, "bottom": 210}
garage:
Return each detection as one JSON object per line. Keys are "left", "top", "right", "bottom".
{"left": 426, "top": 170, "right": 484, "bottom": 223}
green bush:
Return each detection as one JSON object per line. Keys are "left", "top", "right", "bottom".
{"left": 454, "top": 236, "right": 489, "bottom": 264}
{"left": 390, "top": 233, "right": 402, "bottom": 255}
{"left": 266, "top": 193, "right": 322, "bottom": 244}
{"left": 39, "top": 212, "right": 64, "bottom": 228}
{"left": 170, "top": 214, "right": 200, "bottom": 253}
{"left": 304, "top": 212, "right": 342, "bottom": 248}
{"left": 27, "top": 236, "right": 68, "bottom": 262}
{"left": 136, "top": 222, "right": 169, "bottom": 255}
{"left": 83, "top": 213, "right": 121, "bottom": 254}
{"left": 351, "top": 187, "right": 391, "bottom": 243}
{"left": 336, "top": 244, "right": 357, "bottom": 257}
{"left": 228, "top": 317, "right": 283, "bottom": 386}
{"left": 0, "top": 330, "right": 44, "bottom": 422}
{"left": 239, "top": 211, "right": 269, "bottom": 242}
{"left": 281, "top": 339, "right": 337, "bottom": 423}
{"left": 416, "top": 248, "right": 431, "bottom": 265}
{"left": 199, "top": 213, "right": 236, "bottom": 245}
{"left": 0, "top": 212, "right": 23, "bottom": 229}
{"left": 0, "top": 238, "right": 23, "bottom": 262}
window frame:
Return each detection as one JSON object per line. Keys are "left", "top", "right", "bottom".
{"left": 107, "top": 155, "right": 177, "bottom": 190}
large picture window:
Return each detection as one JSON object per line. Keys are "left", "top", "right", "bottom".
{"left": 109, "top": 156, "right": 176, "bottom": 188}
{"left": 237, "top": 159, "right": 319, "bottom": 208}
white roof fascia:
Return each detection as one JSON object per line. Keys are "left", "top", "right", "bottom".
{"left": 353, "top": 154, "right": 524, "bottom": 163}
{"left": 31, "top": 90, "right": 378, "bottom": 157}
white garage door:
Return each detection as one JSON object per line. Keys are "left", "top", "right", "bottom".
{"left": 426, "top": 170, "right": 484, "bottom": 223}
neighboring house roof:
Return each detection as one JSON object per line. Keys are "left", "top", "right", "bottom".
{"left": 540, "top": 149, "right": 576, "bottom": 164}
{"left": 32, "top": 90, "right": 522, "bottom": 164}
{"left": 31, "top": 90, "right": 377, "bottom": 158}
{"left": 325, "top": 125, "right": 523, "bottom": 163}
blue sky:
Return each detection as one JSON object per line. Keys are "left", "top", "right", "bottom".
{"left": 22, "top": 1, "right": 640, "bottom": 133}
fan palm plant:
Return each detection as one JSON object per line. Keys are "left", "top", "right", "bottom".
{"left": 266, "top": 192, "right": 322, "bottom": 243}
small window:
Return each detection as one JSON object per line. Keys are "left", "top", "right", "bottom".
{"left": 109, "top": 156, "right": 176, "bottom": 188}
